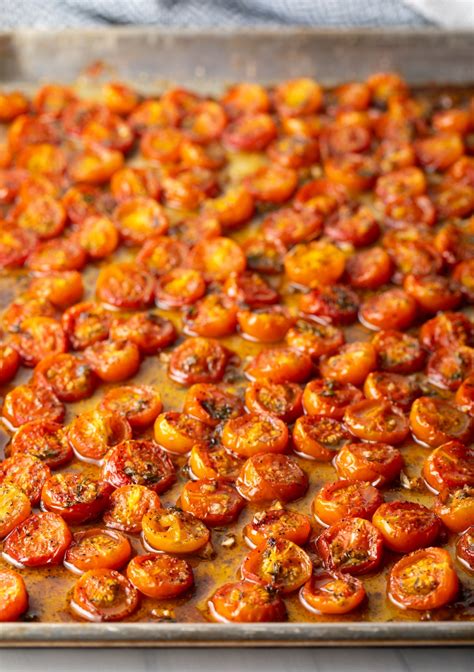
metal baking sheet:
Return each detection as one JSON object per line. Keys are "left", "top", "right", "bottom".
{"left": 0, "top": 27, "right": 473, "bottom": 648}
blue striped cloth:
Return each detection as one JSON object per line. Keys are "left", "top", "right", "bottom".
{"left": 1, "top": 0, "right": 432, "bottom": 28}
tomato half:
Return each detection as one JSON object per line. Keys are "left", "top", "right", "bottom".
{"left": 236, "top": 453, "right": 308, "bottom": 503}
{"left": 409, "top": 397, "right": 473, "bottom": 447}
{"left": 99, "top": 384, "right": 162, "bottom": 429}
{"left": 64, "top": 528, "right": 132, "bottom": 574}
{"left": 244, "top": 380, "right": 303, "bottom": 423}
{"left": 0, "top": 483, "right": 31, "bottom": 538}
{"left": 423, "top": 441, "right": 474, "bottom": 493}
{"left": 70, "top": 569, "right": 139, "bottom": 622}
{"left": 142, "top": 507, "right": 210, "bottom": 554}
{"left": 209, "top": 580, "right": 286, "bottom": 623}
{"left": 312, "top": 480, "right": 383, "bottom": 527}
{"left": 433, "top": 486, "right": 474, "bottom": 534}
{"left": 300, "top": 570, "right": 365, "bottom": 615}
{"left": 110, "top": 312, "right": 176, "bottom": 355}
{"left": 3, "top": 512, "right": 71, "bottom": 567}
{"left": 344, "top": 399, "right": 409, "bottom": 444}
{"left": 241, "top": 538, "right": 312, "bottom": 594}
{"left": 11, "top": 420, "right": 73, "bottom": 469}
{"left": 168, "top": 337, "right": 230, "bottom": 386}
{"left": 103, "top": 485, "right": 161, "bottom": 534}
{"left": 334, "top": 442, "right": 404, "bottom": 487}
{"left": 2, "top": 383, "right": 65, "bottom": 429}
{"left": 96, "top": 262, "right": 155, "bottom": 310}
{"left": 319, "top": 341, "right": 377, "bottom": 387}
{"left": 244, "top": 508, "right": 312, "bottom": 548}
{"left": 101, "top": 439, "right": 176, "bottom": 493}
{"left": 68, "top": 408, "right": 132, "bottom": 464}
{"left": 302, "top": 379, "right": 363, "bottom": 420}
{"left": 153, "top": 411, "right": 211, "bottom": 455}
{"left": 84, "top": 339, "right": 141, "bottom": 383}
{"left": 33, "top": 353, "right": 97, "bottom": 402}
{"left": 180, "top": 479, "right": 245, "bottom": 526}
{"left": 292, "top": 415, "right": 352, "bottom": 461}
{"left": 456, "top": 527, "right": 474, "bottom": 571}
{"left": 286, "top": 320, "right": 345, "bottom": 360}
{"left": 222, "top": 413, "right": 288, "bottom": 458}
{"left": 0, "top": 570, "right": 28, "bottom": 622}
{"left": 245, "top": 347, "right": 312, "bottom": 384}
{"left": 41, "top": 473, "right": 112, "bottom": 524}
{"left": 317, "top": 517, "right": 384, "bottom": 574}
{"left": 184, "top": 383, "right": 244, "bottom": 426}
{"left": 127, "top": 553, "right": 194, "bottom": 599}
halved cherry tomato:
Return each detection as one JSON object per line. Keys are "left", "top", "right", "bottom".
{"left": 375, "top": 166, "right": 426, "bottom": 203}
{"left": 183, "top": 293, "right": 237, "bottom": 338}
{"left": 103, "top": 484, "right": 161, "bottom": 534}
{"left": 99, "top": 384, "right": 162, "bottom": 429}
{"left": 300, "top": 570, "right": 366, "bottom": 615}
{"left": 415, "top": 133, "right": 464, "bottom": 172}
{"left": 319, "top": 341, "right": 377, "bottom": 386}
{"left": 78, "top": 215, "right": 119, "bottom": 259}
{"left": 223, "top": 271, "right": 279, "bottom": 307}
{"left": 384, "top": 194, "right": 436, "bottom": 229}
{"left": 302, "top": 379, "right": 363, "bottom": 420}
{"left": 142, "top": 507, "right": 209, "bottom": 553}
{"left": 168, "top": 337, "right": 230, "bottom": 386}
{"left": 335, "top": 81, "right": 371, "bottom": 110}
{"left": 0, "top": 454, "right": 50, "bottom": 506}
{"left": 244, "top": 380, "right": 302, "bottom": 423}
{"left": 363, "top": 371, "right": 419, "bottom": 411}
{"left": 427, "top": 346, "right": 474, "bottom": 391}
{"left": 312, "top": 480, "right": 383, "bottom": 527}
{"left": 317, "top": 517, "right": 384, "bottom": 574}
{"left": 0, "top": 226, "right": 37, "bottom": 269}
{"left": 174, "top": 213, "right": 221, "bottom": 246}
{"left": 221, "top": 83, "right": 270, "bottom": 118}
{"left": 102, "top": 439, "right": 176, "bottom": 494}
{"left": 373, "top": 501, "right": 440, "bottom": 553}
{"left": 383, "top": 228, "right": 442, "bottom": 278}
{"left": 419, "top": 312, "right": 473, "bottom": 351}
{"left": 222, "top": 413, "right": 288, "bottom": 458}
{"left": 162, "top": 166, "right": 218, "bottom": 209}
{"left": 103, "top": 82, "right": 138, "bottom": 116}
{"left": 359, "top": 288, "right": 417, "bottom": 331}
{"left": 299, "top": 285, "right": 359, "bottom": 325}
{"left": 14, "top": 195, "right": 66, "bottom": 240}
{"left": 372, "top": 330, "right": 426, "bottom": 374}
{"left": 136, "top": 235, "right": 188, "bottom": 275}
{"left": 209, "top": 580, "right": 286, "bottom": 623}
{"left": 70, "top": 568, "right": 139, "bottom": 622}
{"left": 286, "top": 319, "right": 345, "bottom": 360}
{"left": 68, "top": 146, "right": 124, "bottom": 185}
{"left": 3, "top": 512, "right": 71, "bottom": 567}
{"left": 456, "top": 527, "right": 474, "bottom": 571}
{"left": 245, "top": 347, "right": 312, "bottom": 384}
{"left": 244, "top": 507, "right": 312, "bottom": 548}
{"left": 140, "top": 127, "right": 183, "bottom": 162}
{"left": 204, "top": 186, "right": 254, "bottom": 230}
{"left": 180, "top": 479, "right": 245, "bottom": 526}
{"left": 155, "top": 268, "right": 206, "bottom": 309}
{"left": 244, "top": 164, "right": 297, "bottom": 204}
{"left": 26, "top": 237, "right": 87, "bottom": 273}
{"left": 453, "top": 258, "right": 474, "bottom": 303}
{"left": 110, "top": 311, "right": 176, "bottom": 355}
{"left": 293, "top": 415, "right": 352, "bottom": 461}
{"left": 110, "top": 166, "right": 161, "bottom": 202}
{"left": 409, "top": 398, "right": 473, "bottom": 447}
{"left": 184, "top": 383, "right": 243, "bottom": 427}
{"left": 114, "top": 196, "right": 168, "bottom": 245}
{"left": 189, "top": 237, "right": 246, "bottom": 281}
{"left": 154, "top": 411, "right": 210, "bottom": 455}
{"left": 242, "top": 538, "right": 312, "bottom": 594}
{"left": 267, "top": 135, "right": 319, "bottom": 169}
{"left": 96, "top": 262, "right": 155, "bottom": 309}
{"left": 2, "top": 295, "right": 55, "bottom": 334}
{"left": 29, "top": 271, "right": 84, "bottom": 309}
{"left": 403, "top": 274, "right": 461, "bottom": 313}
{"left": 334, "top": 442, "right": 403, "bottom": 487}
{"left": 433, "top": 486, "right": 474, "bottom": 533}
{"left": 0, "top": 343, "right": 20, "bottom": 384}
{"left": 345, "top": 399, "right": 409, "bottom": 444}
{"left": 223, "top": 113, "right": 276, "bottom": 151}
{"left": 10, "top": 316, "right": 67, "bottom": 368}
{"left": 274, "top": 78, "right": 323, "bottom": 117}
{"left": 41, "top": 473, "right": 112, "bottom": 524}
{"left": 33, "top": 353, "right": 97, "bottom": 402}
{"left": 423, "top": 441, "right": 474, "bottom": 493}
{"left": 84, "top": 339, "right": 141, "bottom": 383}
{"left": 262, "top": 206, "right": 322, "bottom": 247}
{"left": 237, "top": 306, "right": 293, "bottom": 342}
{"left": 11, "top": 420, "right": 73, "bottom": 469}
{"left": 0, "top": 569, "right": 28, "bottom": 622}
{"left": 62, "top": 184, "right": 116, "bottom": 224}
{"left": 236, "top": 453, "right": 308, "bottom": 503}
{"left": 455, "top": 375, "right": 474, "bottom": 414}
{"left": 0, "top": 483, "right": 31, "bottom": 538}
{"left": 64, "top": 528, "right": 132, "bottom": 574}
{"left": 388, "top": 547, "right": 459, "bottom": 610}
{"left": 67, "top": 408, "right": 132, "bottom": 464}
{"left": 188, "top": 444, "right": 242, "bottom": 481}
{"left": 324, "top": 154, "right": 378, "bottom": 193}
{"left": 284, "top": 240, "right": 346, "bottom": 289}
{"left": 62, "top": 301, "right": 111, "bottom": 350}
{"left": 127, "top": 553, "right": 194, "bottom": 599}
{"left": 128, "top": 99, "right": 180, "bottom": 134}
{"left": 2, "top": 382, "right": 65, "bottom": 428}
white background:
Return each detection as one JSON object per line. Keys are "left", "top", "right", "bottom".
{"left": 1, "top": 647, "right": 472, "bottom": 671}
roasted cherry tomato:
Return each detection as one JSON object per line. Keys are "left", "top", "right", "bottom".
{"left": 302, "top": 379, "right": 363, "bottom": 420}
{"left": 70, "top": 568, "right": 139, "bottom": 622}
{"left": 110, "top": 312, "right": 176, "bottom": 355}
{"left": 245, "top": 347, "right": 312, "bottom": 384}
{"left": 236, "top": 453, "right": 308, "bottom": 503}
{"left": 27, "top": 237, "right": 87, "bottom": 273}
{"left": 33, "top": 353, "right": 97, "bottom": 402}
{"left": 419, "top": 312, "right": 473, "bottom": 351}
{"left": 241, "top": 538, "right": 312, "bottom": 594}
{"left": 319, "top": 341, "right": 377, "bottom": 387}
{"left": 344, "top": 399, "right": 409, "bottom": 444}
{"left": 284, "top": 240, "right": 346, "bottom": 289}
{"left": 300, "top": 570, "right": 366, "bottom": 615}
{"left": 102, "top": 439, "right": 176, "bottom": 494}
{"left": 209, "top": 580, "right": 286, "bottom": 623}
{"left": 0, "top": 483, "right": 31, "bottom": 538}
{"left": 3, "top": 511, "right": 71, "bottom": 567}
{"left": 224, "top": 271, "right": 279, "bottom": 307}
{"left": 64, "top": 528, "right": 132, "bottom": 574}
{"left": 67, "top": 409, "right": 132, "bottom": 465}
{"left": 41, "top": 473, "right": 112, "bottom": 524}
{"left": 0, "top": 343, "right": 20, "bottom": 384}
{"left": 373, "top": 501, "right": 440, "bottom": 553}
{"left": 154, "top": 411, "right": 210, "bottom": 455}
{"left": 68, "top": 146, "right": 124, "bottom": 186}
{"left": 455, "top": 375, "right": 474, "bottom": 414}
{"left": 142, "top": 506, "right": 210, "bottom": 554}
{"left": 427, "top": 346, "right": 474, "bottom": 392}
{"left": 286, "top": 319, "right": 345, "bottom": 360}
{"left": 2, "top": 382, "right": 65, "bottom": 428}
{"left": 77, "top": 215, "right": 119, "bottom": 259}
{"left": 317, "top": 517, "right": 384, "bottom": 574}
{"left": 403, "top": 274, "right": 461, "bottom": 314}
{"left": 127, "top": 553, "right": 194, "bottom": 599}
{"left": 96, "top": 262, "right": 155, "bottom": 310}
{"left": 456, "top": 527, "right": 474, "bottom": 571}
{"left": 0, "top": 226, "right": 37, "bottom": 269}
{"left": 221, "top": 83, "right": 270, "bottom": 118}
{"left": 244, "top": 507, "right": 312, "bottom": 548}
{"left": 155, "top": 268, "right": 206, "bottom": 309}
{"left": 274, "top": 78, "right": 323, "bottom": 117}
{"left": 136, "top": 235, "right": 188, "bottom": 275}
{"left": 423, "top": 441, "right": 474, "bottom": 493}
{"left": 10, "top": 420, "right": 73, "bottom": 469}
{"left": 409, "top": 398, "right": 473, "bottom": 447}
{"left": 0, "top": 569, "right": 28, "bottom": 622}
{"left": 62, "top": 301, "right": 111, "bottom": 351}
{"left": 103, "top": 485, "right": 161, "bottom": 534}
{"left": 10, "top": 316, "right": 67, "bottom": 368}
{"left": 180, "top": 479, "right": 245, "bottom": 527}
{"left": 84, "top": 339, "right": 141, "bottom": 383}
{"left": 189, "top": 237, "right": 246, "bottom": 282}
{"left": 168, "top": 337, "right": 230, "bottom": 386}
{"left": 292, "top": 415, "right": 352, "bottom": 461}
{"left": 99, "top": 384, "right": 162, "bottom": 429}
{"left": 188, "top": 444, "right": 243, "bottom": 481}
{"left": 433, "top": 486, "right": 474, "bottom": 534}
{"left": 29, "top": 271, "right": 84, "bottom": 310}
{"left": 237, "top": 306, "right": 293, "bottom": 343}
{"left": 299, "top": 285, "right": 359, "bottom": 326}
{"left": 388, "top": 547, "right": 458, "bottom": 611}
{"left": 2, "top": 295, "right": 55, "bottom": 334}
{"left": 363, "top": 371, "right": 419, "bottom": 411}
{"left": 312, "top": 480, "right": 383, "bottom": 527}
{"left": 334, "top": 442, "right": 404, "bottom": 487}
{"left": 222, "top": 413, "right": 288, "bottom": 458}
{"left": 244, "top": 380, "right": 302, "bottom": 423}
{"left": 359, "top": 288, "right": 417, "bottom": 331}
{"left": 244, "top": 164, "right": 297, "bottom": 204}
{"left": 0, "top": 454, "right": 50, "bottom": 506}
{"left": 372, "top": 330, "right": 426, "bottom": 374}
{"left": 262, "top": 206, "right": 322, "bottom": 247}
{"left": 223, "top": 113, "right": 277, "bottom": 151}
{"left": 183, "top": 293, "right": 237, "bottom": 338}
{"left": 184, "top": 384, "right": 244, "bottom": 427}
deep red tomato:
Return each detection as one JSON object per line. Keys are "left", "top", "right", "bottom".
{"left": 317, "top": 517, "right": 384, "bottom": 575}
{"left": 3, "top": 512, "right": 71, "bottom": 567}
{"left": 101, "top": 439, "right": 176, "bottom": 494}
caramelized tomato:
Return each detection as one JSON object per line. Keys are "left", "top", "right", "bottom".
{"left": 344, "top": 399, "right": 409, "bottom": 444}
{"left": 222, "top": 413, "right": 288, "bottom": 458}
{"left": 312, "top": 480, "right": 383, "bottom": 527}
{"left": 3, "top": 512, "right": 71, "bottom": 567}
{"left": 317, "top": 517, "right": 384, "bottom": 574}
{"left": 70, "top": 569, "right": 139, "bottom": 622}
{"left": 292, "top": 415, "right": 352, "bottom": 462}
{"left": 180, "top": 479, "right": 245, "bottom": 526}
{"left": 236, "top": 453, "right": 308, "bottom": 503}
{"left": 64, "top": 528, "right": 132, "bottom": 574}
{"left": 101, "top": 439, "right": 176, "bottom": 494}
{"left": 209, "top": 580, "right": 286, "bottom": 623}
{"left": 241, "top": 538, "right": 312, "bottom": 594}
{"left": 142, "top": 507, "right": 210, "bottom": 554}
